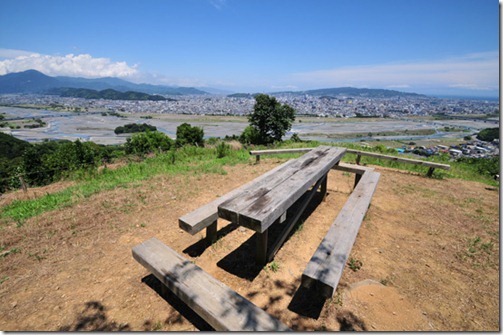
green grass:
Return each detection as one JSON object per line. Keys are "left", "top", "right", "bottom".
{"left": 1, "top": 139, "right": 498, "bottom": 223}
{"left": 1, "top": 146, "right": 251, "bottom": 223}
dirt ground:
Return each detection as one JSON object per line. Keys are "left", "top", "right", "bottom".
{"left": 0, "top": 157, "right": 499, "bottom": 331}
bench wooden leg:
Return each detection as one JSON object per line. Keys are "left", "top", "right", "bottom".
{"left": 426, "top": 167, "right": 435, "bottom": 177}
{"left": 255, "top": 155, "right": 261, "bottom": 164}
{"left": 356, "top": 154, "right": 361, "bottom": 165}
{"left": 256, "top": 230, "right": 268, "bottom": 265}
{"left": 206, "top": 220, "right": 218, "bottom": 244}
{"left": 320, "top": 174, "right": 328, "bottom": 201}
{"left": 354, "top": 173, "right": 362, "bottom": 188}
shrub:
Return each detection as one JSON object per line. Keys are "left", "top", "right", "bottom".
{"left": 176, "top": 123, "right": 204, "bottom": 147}
{"left": 125, "top": 131, "right": 174, "bottom": 156}
{"left": 216, "top": 142, "right": 231, "bottom": 158}
{"left": 239, "top": 125, "right": 261, "bottom": 145}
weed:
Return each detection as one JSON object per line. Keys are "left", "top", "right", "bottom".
{"left": 28, "top": 251, "right": 46, "bottom": 262}
{"left": 0, "top": 247, "right": 20, "bottom": 258}
{"left": 294, "top": 221, "right": 304, "bottom": 236}
{"left": 0, "top": 276, "right": 9, "bottom": 285}
{"left": 268, "top": 261, "right": 280, "bottom": 273}
{"left": 348, "top": 257, "right": 363, "bottom": 271}
{"left": 329, "top": 291, "right": 344, "bottom": 306}
{"left": 140, "top": 223, "right": 147, "bottom": 228}
{"left": 152, "top": 320, "right": 163, "bottom": 331}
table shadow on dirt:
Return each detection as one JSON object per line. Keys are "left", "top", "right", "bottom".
{"left": 182, "top": 222, "right": 239, "bottom": 257}
{"left": 217, "top": 189, "right": 327, "bottom": 281}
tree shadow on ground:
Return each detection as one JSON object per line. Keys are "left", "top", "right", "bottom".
{"left": 141, "top": 274, "right": 214, "bottom": 331}
{"left": 337, "top": 310, "right": 368, "bottom": 331}
{"left": 217, "top": 189, "right": 326, "bottom": 281}
{"left": 58, "top": 301, "right": 130, "bottom": 331}
{"left": 182, "top": 222, "right": 239, "bottom": 257}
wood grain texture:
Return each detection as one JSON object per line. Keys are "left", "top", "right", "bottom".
{"left": 249, "top": 148, "right": 313, "bottom": 156}
{"left": 132, "top": 238, "right": 290, "bottom": 331}
{"left": 346, "top": 149, "right": 451, "bottom": 170}
{"left": 301, "top": 171, "right": 381, "bottom": 298}
{"left": 179, "top": 158, "right": 298, "bottom": 234}
{"left": 220, "top": 146, "right": 346, "bottom": 232}
{"left": 250, "top": 147, "right": 450, "bottom": 171}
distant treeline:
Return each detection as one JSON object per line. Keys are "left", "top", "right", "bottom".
{"left": 476, "top": 127, "right": 499, "bottom": 142}
{"left": 48, "top": 87, "right": 172, "bottom": 101}
{"left": 114, "top": 123, "right": 157, "bottom": 134}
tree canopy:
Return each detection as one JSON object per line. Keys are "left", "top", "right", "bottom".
{"left": 175, "top": 123, "right": 204, "bottom": 147}
{"left": 247, "top": 94, "right": 296, "bottom": 145}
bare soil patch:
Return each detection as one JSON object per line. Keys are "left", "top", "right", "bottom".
{"left": 0, "top": 158, "right": 499, "bottom": 331}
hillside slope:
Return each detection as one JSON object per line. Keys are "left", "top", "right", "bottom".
{"left": 0, "top": 160, "right": 499, "bottom": 331}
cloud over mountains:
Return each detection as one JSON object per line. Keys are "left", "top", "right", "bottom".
{"left": 0, "top": 49, "right": 138, "bottom": 78}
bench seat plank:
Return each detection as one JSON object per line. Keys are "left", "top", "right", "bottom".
{"left": 219, "top": 146, "right": 346, "bottom": 232}
{"left": 179, "top": 158, "right": 299, "bottom": 234}
{"left": 346, "top": 149, "right": 451, "bottom": 170}
{"left": 132, "top": 238, "right": 290, "bottom": 331}
{"left": 301, "top": 171, "right": 380, "bottom": 298}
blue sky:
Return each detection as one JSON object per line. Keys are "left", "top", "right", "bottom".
{"left": 0, "top": 0, "right": 499, "bottom": 97}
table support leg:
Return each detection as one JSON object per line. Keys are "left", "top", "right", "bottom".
{"left": 206, "top": 220, "right": 217, "bottom": 244}
{"left": 256, "top": 230, "right": 268, "bottom": 265}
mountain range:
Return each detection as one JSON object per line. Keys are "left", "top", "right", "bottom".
{"left": 270, "top": 87, "right": 426, "bottom": 98}
{"left": 0, "top": 70, "right": 208, "bottom": 95}
{"left": 0, "top": 69, "right": 427, "bottom": 99}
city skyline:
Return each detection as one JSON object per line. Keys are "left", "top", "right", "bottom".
{"left": 0, "top": 0, "right": 499, "bottom": 97}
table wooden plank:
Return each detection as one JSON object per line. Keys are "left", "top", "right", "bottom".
{"left": 179, "top": 158, "right": 299, "bottom": 234}
{"left": 219, "top": 146, "right": 346, "bottom": 232}
{"left": 217, "top": 146, "right": 334, "bottom": 225}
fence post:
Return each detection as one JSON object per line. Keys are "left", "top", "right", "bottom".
{"left": 19, "top": 176, "right": 28, "bottom": 193}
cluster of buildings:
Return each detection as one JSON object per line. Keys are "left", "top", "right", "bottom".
{"left": 397, "top": 139, "right": 499, "bottom": 159}
{"left": 0, "top": 93, "right": 498, "bottom": 118}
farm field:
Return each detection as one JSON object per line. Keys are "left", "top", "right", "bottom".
{"left": 0, "top": 155, "right": 499, "bottom": 331}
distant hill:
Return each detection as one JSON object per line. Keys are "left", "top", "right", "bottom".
{"left": 227, "top": 93, "right": 261, "bottom": 98}
{"left": 0, "top": 70, "right": 209, "bottom": 95}
{"left": 47, "top": 87, "right": 173, "bottom": 101}
{"left": 271, "top": 87, "right": 426, "bottom": 98}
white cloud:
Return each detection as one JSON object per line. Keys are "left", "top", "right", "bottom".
{"left": 0, "top": 49, "right": 139, "bottom": 78}
{"left": 291, "top": 51, "right": 499, "bottom": 93}
{"left": 209, "top": 0, "right": 226, "bottom": 10}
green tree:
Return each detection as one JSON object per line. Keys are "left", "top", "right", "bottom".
{"left": 477, "top": 127, "right": 499, "bottom": 142}
{"left": 176, "top": 123, "right": 204, "bottom": 147}
{"left": 247, "top": 94, "right": 295, "bottom": 144}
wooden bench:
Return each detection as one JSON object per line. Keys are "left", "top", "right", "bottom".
{"left": 301, "top": 170, "right": 380, "bottom": 298}
{"left": 132, "top": 237, "right": 290, "bottom": 331}
{"left": 249, "top": 148, "right": 312, "bottom": 163}
{"left": 332, "top": 161, "right": 375, "bottom": 188}
{"left": 345, "top": 149, "right": 450, "bottom": 177}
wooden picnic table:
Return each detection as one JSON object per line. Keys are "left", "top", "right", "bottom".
{"left": 217, "top": 145, "right": 346, "bottom": 264}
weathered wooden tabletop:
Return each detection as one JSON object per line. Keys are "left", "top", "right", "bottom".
{"left": 217, "top": 146, "right": 346, "bottom": 233}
